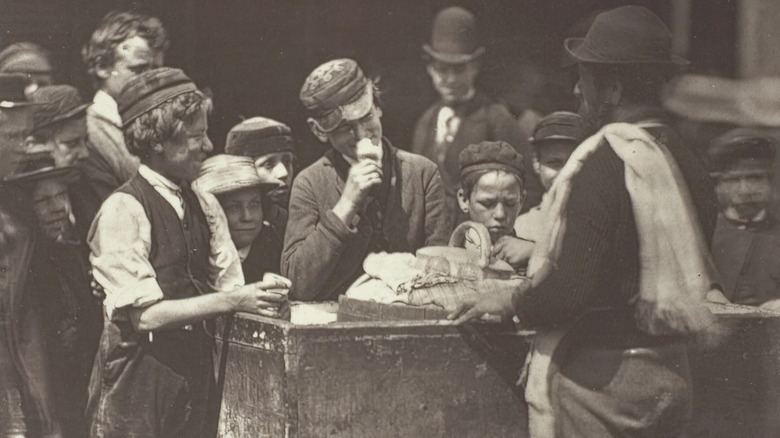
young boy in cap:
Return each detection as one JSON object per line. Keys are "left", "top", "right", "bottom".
{"left": 81, "top": 11, "right": 168, "bottom": 200}
{"left": 6, "top": 145, "right": 103, "bottom": 438}
{"left": 87, "top": 68, "right": 289, "bottom": 437}
{"left": 225, "top": 116, "right": 295, "bottom": 274}
{"left": 514, "top": 111, "right": 587, "bottom": 242}
{"left": 411, "top": 6, "right": 541, "bottom": 221}
{"left": 450, "top": 6, "right": 719, "bottom": 437}
{"left": 457, "top": 141, "right": 529, "bottom": 271}
{"left": 195, "top": 154, "right": 290, "bottom": 283}
{"left": 285, "top": 58, "right": 451, "bottom": 301}
{"left": 708, "top": 129, "right": 780, "bottom": 309}
{"left": 28, "top": 84, "right": 101, "bottom": 240}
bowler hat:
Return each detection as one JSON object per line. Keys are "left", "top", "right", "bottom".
{"left": 530, "top": 111, "right": 587, "bottom": 146}
{"left": 29, "top": 85, "right": 88, "bottom": 133}
{"left": 423, "top": 6, "right": 485, "bottom": 64}
{"left": 300, "top": 59, "right": 374, "bottom": 133}
{"left": 118, "top": 67, "right": 200, "bottom": 128}
{"left": 0, "top": 73, "right": 34, "bottom": 108}
{"left": 707, "top": 128, "right": 777, "bottom": 174}
{"left": 565, "top": 6, "right": 688, "bottom": 66}
{"left": 225, "top": 117, "right": 294, "bottom": 158}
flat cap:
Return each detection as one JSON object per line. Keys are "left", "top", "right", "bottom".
{"left": 530, "top": 111, "right": 587, "bottom": 146}
{"left": 300, "top": 58, "right": 373, "bottom": 132}
{"left": 4, "top": 142, "right": 79, "bottom": 185}
{"left": 707, "top": 128, "right": 776, "bottom": 173}
{"left": 225, "top": 116, "right": 293, "bottom": 157}
{"left": 459, "top": 140, "right": 525, "bottom": 182}
{"left": 118, "top": 67, "right": 200, "bottom": 128}
{"left": 194, "top": 154, "right": 263, "bottom": 196}
{"left": 29, "top": 85, "right": 88, "bottom": 133}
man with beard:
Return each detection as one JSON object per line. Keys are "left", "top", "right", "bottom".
{"left": 81, "top": 11, "right": 168, "bottom": 200}
{"left": 708, "top": 129, "right": 780, "bottom": 309}
{"left": 224, "top": 117, "right": 295, "bottom": 274}
{"left": 449, "top": 6, "right": 720, "bottom": 437}
{"left": 411, "top": 6, "right": 541, "bottom": 221}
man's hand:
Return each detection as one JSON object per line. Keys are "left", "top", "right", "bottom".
{"left": 447, "top": 278, "right": 528, "bottom": 324}
{"left": 332, "top": 158, "right": 383, "bottom": 225}
{"left": 492, "top": 236, "right": 535, "bottom": 269}
{"left": 231, "top": 273, "right": 291, "bottom": 319}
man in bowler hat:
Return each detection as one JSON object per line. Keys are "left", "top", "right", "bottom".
{"left": 450, "top": 6, "right": 719, "bottom": 437}
{"left": 284, "top": 58, "right": 451, "bottom": 301}
{"left": 709, "top": 129, "right": 780, "bottom": 309}
{"left": 411, "top": 6, "right": 541, "bottom": 221}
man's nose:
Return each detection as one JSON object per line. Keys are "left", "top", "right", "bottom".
{"left": 493, "top": 203, "right": 506, "bottom": 220}
{"left": 240, "top": 205, "right": 253, "bottom": 221}
{"left": 273, "top": 162, "right": 289, "bottom": 180}
{"left": 202, "top": 135, "right": 214, "bottom": 153}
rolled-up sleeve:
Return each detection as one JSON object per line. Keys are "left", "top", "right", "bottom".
{"left": 195, "top": 188, "right": 245, "bottom": 292}
{"left": 88, "top": 193, "right": 163, "bottom": 321}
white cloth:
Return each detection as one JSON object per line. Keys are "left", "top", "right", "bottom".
{"left": 435, "top": 106, "right": 461, "bottom": 146}
{"left": 89, "top": 165, "right": 244, "bottom": 321}
{"left": 90, "top": 89, "right": 122, "bottom": 127}
{"left": 524, "top": 122, "right": 719, "bottom": 437}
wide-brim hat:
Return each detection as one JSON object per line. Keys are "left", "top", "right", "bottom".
{"left": 30, "top": 85, "right": 89, "bottom": 133}
{"left": 423, "top": 6, "right": 485, "bottom": 64}
{"left": 564, "top": 5, "right": 689, "bottom": 66}
{"left": 194, "top": 154, "right": 265, "bottom": 196}
{"left": 4, "top": 143, "right": 79, "bottom": 185}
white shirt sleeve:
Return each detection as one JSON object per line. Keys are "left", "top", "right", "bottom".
{"left": 88, "top": 192, "right": 164, "bottom": 321}
{"left": 195, "top": 188, "right": 245, "bottom": 292}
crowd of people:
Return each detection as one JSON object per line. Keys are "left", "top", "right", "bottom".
{"left": 0, "top": 4, "right": 776, "bottom": 438}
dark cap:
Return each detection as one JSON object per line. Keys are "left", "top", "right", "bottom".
{"left": 531, "top": 111, "right": 587, "bottom": 146}
{"left": 225, "top": 117, "right": 294, "bottom": 157}
{"left": 300, "top": 59, "right": 373, "bottom": 132}
{"left": 0, "top": 42, "right": 52, "bottom": 75}
{"left": 118, "top": 67, "right": 200, "bottom": 128}
{"left": 29, "top": 85, "right": 88, "bottom": 133}
{"left": 4, "top": 142, "right": 79, "bottom": 185}
{"left": 0, "top": 73, "right": 34, "bottom": 108}
{"left": 459, "top": 141, "right": 525, "bottom": 182}
{"left": 423, "top": 6, "right": 485, "bottom": 64}
{"left": 707, "top": 128, "right": 777, "bottom": 173}
{"left": 564, "top": 6, "right": 688, "bottom": 66}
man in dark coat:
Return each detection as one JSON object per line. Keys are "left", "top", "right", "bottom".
{"left": 450, "top": 7, "right": 719, "bottom": 437}
{"left": 411, "top": 6, "right": 542, "bottom": 220}
{"left": 708, "top": 129, "right": 780, "bottom": 309}
{"left": 283, "top": 58, "right": 451, "bottom": 301}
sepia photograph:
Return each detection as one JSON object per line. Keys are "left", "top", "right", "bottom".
{"left": 1, "top": 0, "right": 778, "bottom": 437}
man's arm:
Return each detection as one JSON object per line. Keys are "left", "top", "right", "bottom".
{"left": 282, "top": 174, "right": 357, "bottom": 300}
{"left": 422, "top": 166, "right": 452, "bottom": 246}
{"left": 85, "top": 114, "right": 139, "bottom": 198}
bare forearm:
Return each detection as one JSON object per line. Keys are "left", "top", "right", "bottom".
{"left": 129, "top": 291, "right": 236, "bottom": 332}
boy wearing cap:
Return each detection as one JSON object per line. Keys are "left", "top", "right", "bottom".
{"left": 28, "top": 84, "right": 101, "bottom": 240}
{"left": 195, "top": 154, "right": 290, "bottom": 283}
{"left": 457, "top": 141, "right": 530, "bottom": 271}
{"left": 81, "top": 11, "right": 168, "bottom": 201}
{"left": 450, "top": 7, "right": 719, "bottom": 437}
{"left": 225, "top": 117, "right": 296, "bottom": 274}
{"left": 7, "top": 146, "right": 102, "bottom": 438}
{"left": 514, "top": 111, "right": 587, "bottom": 242}
{"left": 285, "top": 58, "right": 451, "bottom": 301}
{"left": 87, "top": 68, "right": 288, "bottom": 437}
{"left": 709, "top": 129, "right": 780, "bottom": 309}
{"left": 411, "top": 6, "right": 541, "bottom": 221}
{"left": 0, "top": 74, "right": 62, "bottom": 438}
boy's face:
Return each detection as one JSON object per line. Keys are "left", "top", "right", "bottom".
{"left": 715, "top": 163, "right": 774, "bottom": 220}
{"left": 31, "top": 178, "right": 71, "bottom": 241}
{"left": 48, "top": 116, "right": 89, "bottom": 168}
{"left": 534, "top": 141, "right": 577, "bottom": 191}
{"left": 218, "top": 186, "right": 264, "bottom": 250}
{"left": 98, "top": 35, "right": 161, "bottom": 99}
{"left": 253, "top": 151, "right": 294, "bottom": 204}
{"left": 158, "top": 107, "right": 213, "bottom": 183}
{"left": 458, "top": 170, "right": 525, "bottom": 243}
{"left": 324, "top": 104, "right": 383, "bottom": 162}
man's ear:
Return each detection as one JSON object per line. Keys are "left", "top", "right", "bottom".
{"left": 95, "top": 64, "right": 112, "bottom": 80}
{"left": 457, "top": 188, "right": 470, "bottom": 214}
{"left": 307, "top": 118, "right": 329, "bottom": 143}
{"left": 151, "top": 142, "right": 165, "bottom": 155}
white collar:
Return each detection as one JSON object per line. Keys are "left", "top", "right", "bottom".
{"left": 91, "top": 89, "right": 122, "bottom": 127}
{"left": 138, "top": 164, "right": 181, "bottom": 194}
